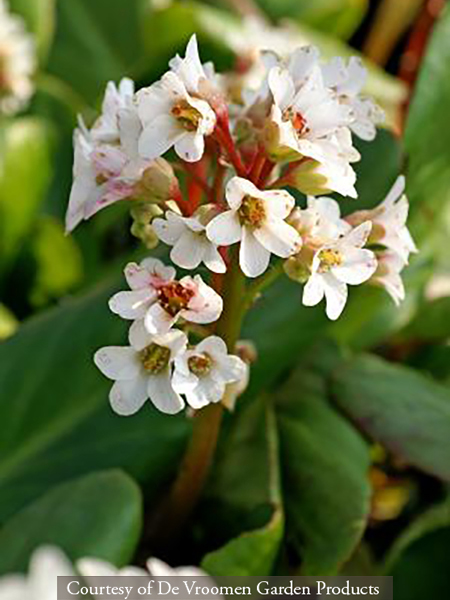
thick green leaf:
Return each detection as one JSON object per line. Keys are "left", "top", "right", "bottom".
{"left": 275, "top": 359, "right": 371, "bottom": 575}
{"left": 28, "top": 215, "right": 83, "bottom": 307}
{"left": 0, "top": 118, "right": 54, "bottom": 274}
{"left": 243, "top": 277, "right": 327, "bottom": 396}
{"left": 0, "top": 279, "right": 189, "bottom": 522}
{"left": 201, "top": 399, "right": 283, "bottom": 576}
{"left": 404, "top": 4, "right": 450, "bottom": 245}
{"left": 339, "top": 130, "right": 403, "bottom": 215}
{"left": 0, "top": 304, "right": 18, "bottom": 340}
{"left": 385, "top": 501, "right": 450, "bottom": 600}
{"left": 202, "top": 508, "right": 283, "bottom": 576}
{"left": 255, "top": 0, "right": 367, "bottom": 39}
{"left": 46, "top": 0, "right": 149, "bottom": 104}
{"left": 9, "top": 0, "right": 56, "bottom": 60}
{"left": 0, "top": 470, "right": 142, "bottom": 574}
{"left": 332, "top": 354, "right": 450, "bottom": 480}
{"left": 400, "top": 296, "right": 450, "bottom": 343}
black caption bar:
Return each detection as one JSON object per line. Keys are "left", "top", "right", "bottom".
{"left": 57, "top": 575, "right": 392, "bottom": 600}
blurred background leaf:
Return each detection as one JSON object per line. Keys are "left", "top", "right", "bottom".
{"left": 0, "top": 117, "right": 54, "bottom": 276}
{"left": 0, "top": 470, "right": 143, "bottom": 574}
{"left": 9, "top": 0, "right": 56, "bottom": 61}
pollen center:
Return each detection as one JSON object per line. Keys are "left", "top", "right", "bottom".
{"left": 239, "top": 195, "right": 266, "bottom": 228}
{"left": 139, "top": 343, "right": 170, "bottom": 374}
{"left": 171, "top": 99, "right": 202, "bottom": 132}
{"left": 158, "top": 281, "right": 195, "bottom": 317}
{"left": 318, "top": 248, "right": 342, "bottom": 272}
{"left": 283, "top": 108, "right": 307, "bottom": 134}
{"left": 188, "top": 353, "right": 213, "bottom": 377}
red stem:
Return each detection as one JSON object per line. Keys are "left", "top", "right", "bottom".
{"left": 214, "top": 122, "right": 248, "bottom": 178}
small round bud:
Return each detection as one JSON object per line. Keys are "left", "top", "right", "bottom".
{"left": 133, "top": 158, "right": 181, "bottom": 204}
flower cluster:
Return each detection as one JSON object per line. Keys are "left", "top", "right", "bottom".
{"left": 0, "top": 546, "right": 210, "bottom": 600}
{"left": 67, "top": 34, "right": 416, "bottom": 416}
{"left": 0, "top": 0, "right": 35, "bottom": 115}
{"left": 95, "top": 257, "right": 246, "bottom": 415}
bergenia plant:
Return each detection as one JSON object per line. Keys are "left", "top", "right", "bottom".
{"left": 66, "top": 34, "right": 416, "bottom": 535}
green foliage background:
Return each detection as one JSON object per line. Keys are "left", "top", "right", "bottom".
{"left": 1, "top": 0, "right": 450, "bottom": 596}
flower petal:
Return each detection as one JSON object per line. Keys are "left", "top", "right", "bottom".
{"left": 152, "top": 211, "right": 186, "bottom": 245}
{"left": 144, "top": 303, "right": 176, "bottom": 334}
{"left": 254, "top": 219, "right": 301, "bottom": 258}
{"left": 239, "top": 227, "right": 271, "bottom": 278}
{"left": 109, "top": 289, "right": 155, "bottom": 320}
{"left": 186, "top": 375, "right": 225, "bottom": 407}
{"left": 170, "top": 230, "right": 204, "bottom": 269}
{"left": 268, "top": 66, "right": 295, "bottom": 110}
{"left": 175, "top": 131, "right": 205, "bottom": 162}
{"left": 128, "top": 319, "right": 153, "bottom": 351}
{"left": 147, "top": 372, "right": 185, "bottom": 414}
{"left": 206, "top": 210, "right": 242, "bottom": 246}
{"left": 197, "top": 335, "right": 228, "bottom": 357}
{"left": 323, "top": 275, "right": 348, "bottom": 320}
{"left": 109, "top": 376, "right": 148, "bottom": 416}
{"left": 138, "top": 114, "right": 184, "bottom": 160}
{"left": 261, "top": 189, "right": 295, "bottom": 219}
{"left": 303, "top": 273, "right": 325, "bottom": 307}
{"left": 333, "top": 248, "right": 377, "bottom": 285}
{"left": 203, "top": 242, "right": 227, "bottom": 273}
{"left": 94, "top": 346, "right": 140, "bottom": 381}
{"left": 216, "top": 355, "right": 247, "bottom": 384}
{"left": 124, "top": 262, "right": 154, "bottom": 290}
{"left": 225, "top": 177, "right": 258, "bottom": 210}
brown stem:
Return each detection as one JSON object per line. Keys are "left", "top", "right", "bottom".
{"left": 148, "top": 251, "right": 246, "bottom": 547}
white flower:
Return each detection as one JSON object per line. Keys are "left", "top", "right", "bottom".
{"left": 153, "top": 210, "right": 226, "bottom": 273}
{"left": 322, "top": 56, "right": 384, "bottom": 141}
{"left": 347, "top": 175, "right": 418, "bottom": 264}
{"left": 206, "top": 177, "right": 301, "bottom": 278}
{"left": 172, "top": 336, "right": 247, "bottom": 408}
{"left": 372, "top": 175, "right": 417, "bottom": 263}
{"left": 94, "top": 327, "right": 187, "bottom": 415}
{"left": 303, "top": 221, "right": 378, "bottom": 320}
{"left": 290, "top": 196, "right": 351, "bottom": 246}
{"left": 77, "top": 557, "right": 147, "bottom": 578}
{"left": 267, "top": 60, "right": 353, "bottom": 163}
{"left": 0, "top": 546, "right": 73, "bottom": 600}
{"left": 65, "top": 78, "right": 154, "bottom": 232}
{"left": 137, "top": 36, "right": 216, "bottom": 163}
{"left": 109, "top": 258, "right": 223, "bottom": 334}
{"left": 147, "top": 557, "right": 210, "bottom": 577}
{"left": 370, "top": 250, "right": 406, "bottom": 306}
{"left": 90, "top": 77, "right": 135, "bottom": 143}
{"left": 0, "top": 0, "right": 35, "bottom": 114}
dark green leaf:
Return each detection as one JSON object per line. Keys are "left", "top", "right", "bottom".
{"left": 0, "top": 118, "right": 54, "bottom": 274}
{"left": 254, "top": 0, "right": 368, "bottom": 40}
{"left": 275, "top": 359, "right": 371, "bottom": 575}
{"left": 9, "top": 0, "right": 56, "bottom": 60}
{"left": 201, "top": 398, "right": 283, "bottom": 576}
{"left": 28, "top": 215, "right": 83, "bottom": 307}
{"left": 0, "top": 279, "right": 189, "bottom": 522}
{"left": 46, "top": 0, "right": 149, "bottom": 104}
{"left": 385, "top": 501, "right": 450, "bottom": 600}
{"left": 0, "top": 470, "right": 142, "bottom": 574}
{"left": 244, "top": 277, "right": 327, "bottom": 396}
{"left": 332, "top": 354, "right": 450, "bottom": 480}
{"left": 404, "top": 4, "right": 450, "bottom": 244}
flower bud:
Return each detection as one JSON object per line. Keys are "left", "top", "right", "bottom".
{"left": 283, "top": 158, "right": 357, "bottom": 198}
{"left": 283, "top": 246, "right": 314, "bottom": 283}
{"left": 263, "top": 120, "right": 300, "bottom": 162}
{"left": 284, "top": 160, "right": 331, "bottom": 195}
{"left": 130, "top": 203, "right": 162, "bottom": 249}
{"left": 132, "top": 158, "right": 181, "bottom": 204}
